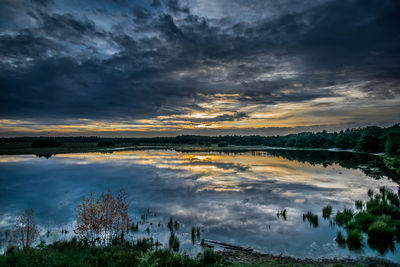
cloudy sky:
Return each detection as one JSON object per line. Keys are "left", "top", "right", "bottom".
{"left": 0, "top": 0, "right": 399, "bottom": 136}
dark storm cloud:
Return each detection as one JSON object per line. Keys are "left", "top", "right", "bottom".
{"left": 0, "top": 0, "right": 399, "bottom": 131}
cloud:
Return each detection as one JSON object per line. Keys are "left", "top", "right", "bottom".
{"left": 0, "top": 0, "right": 399, "bottom": 136}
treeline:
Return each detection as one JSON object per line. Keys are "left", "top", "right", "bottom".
{"left": 266, "top": 150, "right": 399, "bottom": 182}
{"left": 1, "top": 123, "right": 399, "bottom": 155}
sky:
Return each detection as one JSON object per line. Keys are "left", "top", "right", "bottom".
{"left": 0, "top": 0, "right": 399, "bottom": 137}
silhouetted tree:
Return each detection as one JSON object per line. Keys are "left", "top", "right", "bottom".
{"left": 357, "top": 126, "right": 385, "bottom": 153}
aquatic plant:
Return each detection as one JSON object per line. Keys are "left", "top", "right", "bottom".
{"left": 353, "top": 211, "right": 374, "bottom": 232}
{"left": 167, "top": 217, "right": 174, "bottom": 232}
{"left": 355, "top": 200, "right": 363, "bottom": 210}
{"left": 174, "top": 220, "right": 180, "bottom": 231}
{"left": 367, "top": 219, "right": 395, "bottom": 253}
{"left": 334, "top": 209, "right": 354, "bottom": 226}
{"left": 322, "top": 205, "right": 332, "bottom": 219}
{"left": 302, "top": 211, "right": 318, "bottom": 227}
{"left": 130, "top": 223, "right": 139, "bottom": 232}
{"left": 191, "top": 227, "right": 196, "bottom": 244}
{"left": 277, "top": 209, "right": 287, "bottom": 220}
{"left": 335, "top": 231, "right": 346, "bottom": 247}
{"left": 326, "top": 187, "right": 400, "bottom": 254}
{"left": 196, "top": 227, "right": 201, "bottom": 239}
{"left": 346, "top": 229, "right": 363, "bottom": 250}
{"left": 387, "top": 191, "right": 400, "bottom": 207}
{"left": 168, "top": 231, "right": 180, "bottom": 252}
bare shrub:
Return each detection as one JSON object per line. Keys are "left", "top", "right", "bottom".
{"left": 13, "top": 209, "right": 39, "bottom": 248}
{"left": 75, "top": 189, "right": 131, "bottom": 245}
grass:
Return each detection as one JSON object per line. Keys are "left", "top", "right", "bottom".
{"left": 355, "top": 200, "right": 363, "bottom": 210}
{"left": 336, "top": 231, "right": 346, "bottom": 247}
{"left": 322, "top": 205, "right": 332, "bottom": 219}
{"left": 346, "top": 229, "right": 363, "bottom": 250}
{"left": 0, "top": 239, "right": 225, "bottom": 267}
{"left": 327, "top": 187, "right": 400, "bottom": 253}
{"left": 302, "top": 212, "right": 318, "bottom": 228}
{"left": 334, "top": 209, "right": 354, "bottom": 226}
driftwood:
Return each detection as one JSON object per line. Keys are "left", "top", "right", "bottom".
{"left": 202, "top": 239, "right": 253, "bottom": 252}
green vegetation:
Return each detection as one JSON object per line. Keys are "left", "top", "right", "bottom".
{"left": 0, "top": 190, "right": 225, "bottom": 266}
{"left": 218, "top": 141, "right": 229, "bottom": 147}
{"left": 346, "top": 229, "right": 363, "bottom": 250}
{"left": 2, "top": 124, "right": 398, "bottom": 181}
{"left": 31, "top": 139, "right": 62, "bottom": 148}
{"left": 331, "top": 187, "right": 400, "bottom": 253}
{"left": 302, "top": 212, "right": 318, "bottom": 228}
{"left": 335, "top": 231, "right": 346, "bottom": 247}
{"left": 0, "top": 239, "right": 225, "bottom": 267}
{"left": 2, "top": 123, "right": 399, "bottom": 155}
{"left": 355, "top": 200, "right": 363, "bottom": 210}
{"left": 334, "top": 209, "right": 354, "bottom": 227}
{"left": 97, "top": 140, "right": 116, "bottom": 147}
{"left": 322, "top": 205, "right": 332, "bottom": 219}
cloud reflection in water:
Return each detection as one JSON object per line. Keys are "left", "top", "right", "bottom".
{"left": 0, "top": 150, "right": 398, "bottom": 260}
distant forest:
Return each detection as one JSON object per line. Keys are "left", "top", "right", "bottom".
{"left": 1, "top": 123, "right": 399, "bottom": 156}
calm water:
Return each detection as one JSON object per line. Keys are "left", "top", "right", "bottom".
{"left": 0, "top": 150, "right": 399, "bottom": 261}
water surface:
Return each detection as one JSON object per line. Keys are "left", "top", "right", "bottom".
{"left": 0, "top": 150, "right": 398, "bottom": 261}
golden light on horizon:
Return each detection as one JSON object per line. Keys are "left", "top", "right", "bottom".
{"left": 1, "top": 91, "right": 399, "bottom": 136}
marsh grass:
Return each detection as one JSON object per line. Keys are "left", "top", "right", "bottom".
{"left": 303, "top": 212, "right": 318, "bottom": 228}
{"left": 355, "top": 200, "right": 363, "bottom": 210}
{"left": 0, "top": 238, "right": 224, "bottom": 267}
{"left": 191, "top": 227, "right": 196, "bottom": 244}
{"left": 335, "top": 231, "right": 346, "bottom": 247}
{"left": 346, "top": 229, "right": 363, "bottom": 250}
{"left": 334, "top": 209, "right": 354, "bottom": 226}
{"left": 326, "top": 187, "right": 400, "bottom": 253}
{"left": 277, "top": 209, "right": 287, "bottom": 220}
{"left": 130, "top": 223, "right": 139, "bottom": 232}
{"left": 322, "top": 205, "right": 332, "bottom": 219}
{"left": 168, "top": 231, "right": 180, "bottom": 252}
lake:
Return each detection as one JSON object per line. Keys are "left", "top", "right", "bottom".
{"left": 0, "top": 149, "right": 399, "bottom": 262}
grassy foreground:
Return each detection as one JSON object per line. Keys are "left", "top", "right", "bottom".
{"left": 0, "top": 238, "right": 225, "bottom": 267}
{"left": 0, "top": 238, "right": 371, "bottom": 267}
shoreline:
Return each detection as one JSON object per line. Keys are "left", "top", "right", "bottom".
{"left": 0, "top": 142, "right": 372, "bottom": 156}
{"left": 218, "top": 249, "right": 400, "bottom": 266}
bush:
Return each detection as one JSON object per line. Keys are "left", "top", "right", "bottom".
{"left": 346, "top": 229, "right": 363, "bottom": 250}
{"left": 334, "top": 209, "right": 353, "bottom": 226}
{"left": 367, "top": 220, "right": 395, "bottom": 243}
{"left": 200, "top": 249, "right": 222, "bottom": 266}
{"left": 75, "top": 190, "right": 130, "bottom": 246}
{"left": 353, "top": 211, "right": 374, "bottom": 232}
{"left": 367, "top": 220, "right": 395, "bottom": 253}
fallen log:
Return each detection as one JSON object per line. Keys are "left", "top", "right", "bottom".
{"left": 202, "top": 239, "right": 253, "bottom": 252}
